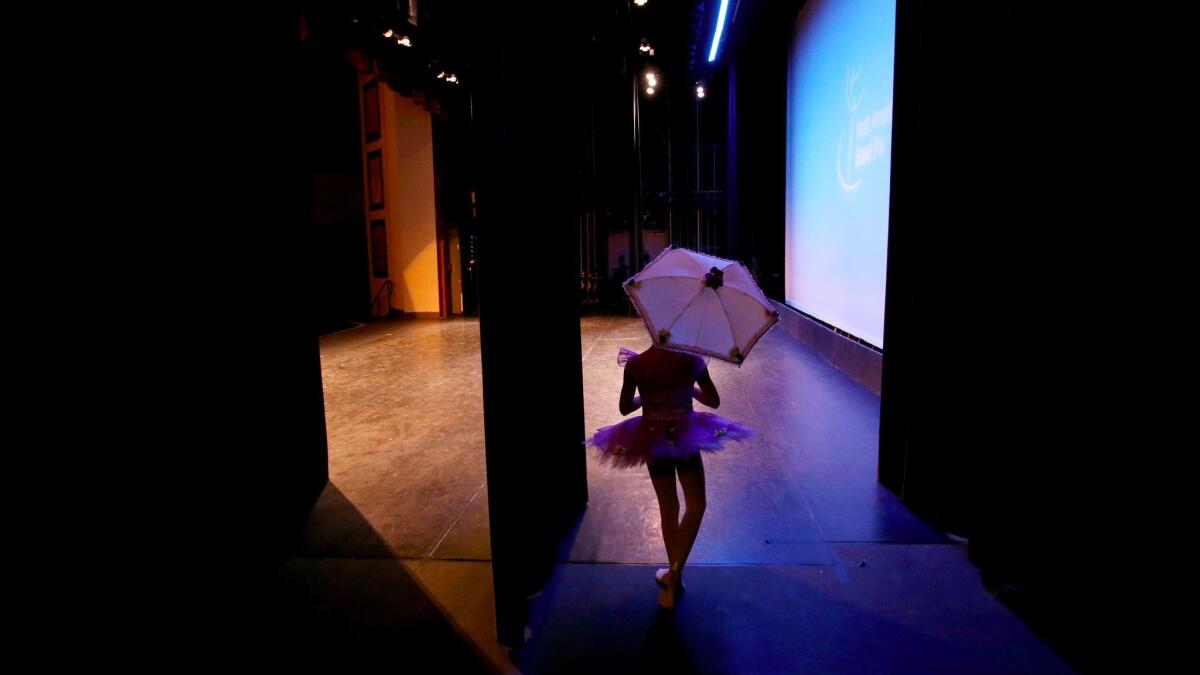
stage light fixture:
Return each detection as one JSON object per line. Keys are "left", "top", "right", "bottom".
{"left": 639, "top": 42, "right": 651, "bottom": 54}
{"left": 383, "top": 29, "right": 394, "bottom": 38}
{"left": 647, "top": 86, "right": 655, "bottom": 95}
{"left": 634, "top": 0, "right": 648, "bottom": 6}
{"left": 708, "top": 0, "right": 730, "bottom": 62}
{"left": 447, "top": 74, "right": 458, "bottom": 84}
{"left": 397, "top": 35, "right": 412, "bottom": 47}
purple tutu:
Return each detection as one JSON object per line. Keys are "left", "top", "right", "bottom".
{"left": 588, "top": 410, "right": 753, "bottom": 469}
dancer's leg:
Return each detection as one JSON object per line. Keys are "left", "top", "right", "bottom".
{"left": 672, "top": 453, "right": 707, "bottom": 571}
{"left": 647, "top": 459, "right": 680, "bottom": 565}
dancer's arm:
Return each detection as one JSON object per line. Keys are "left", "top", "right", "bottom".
{"left": 692, "top": 367, "right": 720, "bottom": 408}
{"left": 619, "top": 366, "right": 642, "bottom": 415}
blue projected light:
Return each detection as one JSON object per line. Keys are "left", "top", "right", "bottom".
{"left": 784, "top": 0, "right": 896, "bottom": 349}
{"left": 707, "top": 0, "right": 730, "bottom": 62}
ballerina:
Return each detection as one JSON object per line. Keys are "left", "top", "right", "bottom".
{"left": 588, "top": 344, "right": 752, "bottom": 609}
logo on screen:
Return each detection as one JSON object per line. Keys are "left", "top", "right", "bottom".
{"left": 837, "top": 65, "right": 893, "bottom": 193}
{"left": 837, "top": 65, "right": 865, "bottom": 191}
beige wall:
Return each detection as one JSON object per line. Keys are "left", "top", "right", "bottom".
{"left": 384, "top": 90, "right": 439, "bottom": 314}
{"left": 360, "top": 72, "right": 440, "bottom": 316}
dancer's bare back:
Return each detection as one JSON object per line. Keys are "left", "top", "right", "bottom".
{"left": 620, "top": 346, "right": 720, "bottom": 415}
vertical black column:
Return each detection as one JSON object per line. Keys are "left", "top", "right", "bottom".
{"left": 724, "top": 4, "right": 786, "bottom": 298}
{"left": 632, "top": 73, "right": 644, "bottom": 271}
{"left": 879, "top": 0, "right": 1022, "bottom": 535}
{"left": 468, "top": 5, "right": 589, "bottom": 648}
{"left": 141, "top": 9, "right": 333, "bottom": 643}
{"left": 726, "top": 60, "right": 739, "bottom": 260}
{"left": 877, "top": 0, "right": 919, "bottom": 495}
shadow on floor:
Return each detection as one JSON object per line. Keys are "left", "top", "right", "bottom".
{"left": 291, "top": 482, "right": 395, "bottom": 558}
{"left": 258, "top": 483, "right": 499, "bottom": 671}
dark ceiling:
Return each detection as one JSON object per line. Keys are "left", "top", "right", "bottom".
{"left": 298, "top": 1, "right": 720, "bottom": 102}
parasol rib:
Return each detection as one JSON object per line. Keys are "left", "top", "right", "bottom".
{"left": 664, "top": 285, "right": 712, "bottom": 336}
{"left": 640, "top": 278, "right": 706, "bottom": 336}
{"left": 712, "top": 286, "right": 739, "bottom": 352}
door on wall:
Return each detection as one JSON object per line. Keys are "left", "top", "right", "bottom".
{"left": 608, "top": 231, "right": 631, "bottom": 280}
{"left": 609, "top": 229, "right": 668, "bottom": 275}
{"left": 642, "top": 229, "right": 667, "bottom": 264}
